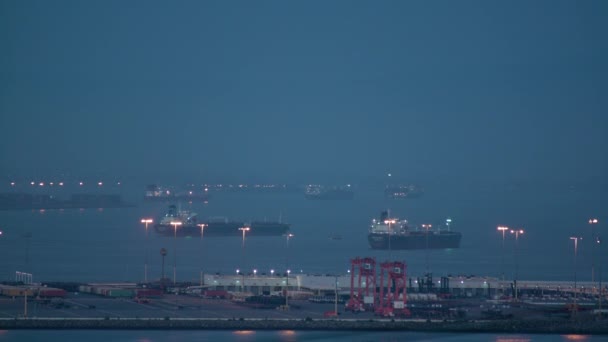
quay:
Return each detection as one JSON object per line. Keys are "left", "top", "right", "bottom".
{"left": 1, "top": 272, "right": 607, "bottom": 334}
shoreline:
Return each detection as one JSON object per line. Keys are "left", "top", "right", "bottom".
{"left": 1, "top": 318, "right": 607, "bottom": 334}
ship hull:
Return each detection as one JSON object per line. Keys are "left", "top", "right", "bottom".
{"left": 368, "top": 232, "right": 461, "bottom": 250}
{"left": 155, "top": 222, "right": 290, "bottom": 237}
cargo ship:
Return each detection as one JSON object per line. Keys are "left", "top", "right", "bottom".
{"left": 305, "top": 184, "right": 354, "bottom": 200}
{"left": 384, "top": 185, "right": 423, "bottom": 199}
{"left": 144, "top": 184, "right": 209, "bottom": 202}
{"left": 368, "top": 211, "right": 461, "bottom": 250}
{"left": 144, "top": 184, "right": 209, "bottom": 203}
{"left": 154, "top": 205, "right": 290, "bottom": 237}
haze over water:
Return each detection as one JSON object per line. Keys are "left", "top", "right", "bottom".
{"left": 0, "top": 180, "right": 605, "bottom": 283}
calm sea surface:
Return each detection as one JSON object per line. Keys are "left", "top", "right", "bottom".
{"left": 0, "top": 181, "right": 605, "bottom": 282}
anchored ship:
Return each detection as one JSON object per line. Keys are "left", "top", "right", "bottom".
{"left": 154, "top": 205, "right": 290, "bottom": 237}
{"left": 368, "top": 211, "right": 461, "bottom": 250}
{"left": 384, "top": 185, "right": 423, "bottom": 199}
{"left": 144, "top": 184, "right": 209, "bottom": 202}
{"left": 305, "top": 184, "right": 354, "bottom": 200}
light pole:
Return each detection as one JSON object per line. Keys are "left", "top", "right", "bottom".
{"left": 141, "top": 218, "right": 153, "bottom": 283}
{"left": 570, "top": 236, "right": 582, "bottom": 313}
{"left": 285, "top": 233, "right": 294, "bottom": 308}
{"left": 422, "top": 224, "right": 432, "bottom": 275}
{"left": 334, "top": 275, "right": 339, "bottom": 316}
{"left": 589, "top": 219, "right": 598, "bottom": 283}
{"left": 160, "top": 248, "right": 167, "bottom": 288}
{"left": 497, "top": 226, "right": 509, "bottom": 281}
{"left": 510, "top": 229, "right": 524, "bottom": 301}
{"left": 170, "top": 221, "right": 182, "bottom": 284}
{"left": 285, "top": 233, "right": 294, "bottom": 274}
{"left": 236, "top": 269, "right": 244, "bottom": 292}
{"left": 197, "top": 223, "right": 207, "bottom": 287}
{"left": 239, "top": 227, "right": 250, "bottom": 292}
{"left": 384, "top": 219, "right": 396, "bottom": 259}
{"left": 285, "top": 269, "right": 291, "bottom": 308}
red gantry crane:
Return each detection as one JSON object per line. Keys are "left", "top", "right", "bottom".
{"left": 376, "top": 260, "right": 410, "bottom": 317}
{"left": 345, "top": 257, "right": 377, "bottom": 312}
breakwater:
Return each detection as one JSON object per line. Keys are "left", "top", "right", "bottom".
{"left": 1, "top": 318, "right": 607, "bottom": 334}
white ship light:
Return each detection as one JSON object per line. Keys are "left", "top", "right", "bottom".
{"left": 10, "top": 182, "right": 15, "bottom": 186}
{"left": 98, "top": 182, "right": 103, "bottom": 186}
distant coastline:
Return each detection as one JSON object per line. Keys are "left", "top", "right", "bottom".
{"left": 1, "top": 317, "right": 607, "bottom": 334}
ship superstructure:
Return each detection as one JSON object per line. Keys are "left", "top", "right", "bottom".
{"left": 368, "top": 211, "right": 461, "bottom": 250}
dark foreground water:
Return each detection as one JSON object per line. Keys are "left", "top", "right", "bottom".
{"left": 0, "top": 181, "right": 606, "bottom": 282}
{"left": 0, "top": 330, "right": 605, "bottom": 341}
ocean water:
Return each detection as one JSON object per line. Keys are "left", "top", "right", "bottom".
{"left": 0, "top": 330, "right": 605, "bottom": 342}
{"left": 0, "top": 181, "right": 606, "bottom": 283}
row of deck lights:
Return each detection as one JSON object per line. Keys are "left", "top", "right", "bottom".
{"left": 10, "top": 181, "right": 119, "bottom": 186}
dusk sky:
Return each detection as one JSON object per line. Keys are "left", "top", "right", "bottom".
{"left": 1, "top": 0, "right": 606, "bottom": 184}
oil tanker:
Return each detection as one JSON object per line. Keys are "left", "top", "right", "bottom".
{"left": 154, "top": 205, "right": 290, "bottom": 237}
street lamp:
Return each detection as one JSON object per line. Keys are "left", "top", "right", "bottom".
{"left": 197, "top": 223, "right": 208, "bottom": 287}
{"left": 285, "top": 233, "right": 294, "bottom": 274}
{"left": 238, "top": 227, "right": 250, "bottom": 292}
{"left": 422, "top": 224, "right": 433, "bottom": 274}
{"left": 384, "top": 219, "right": 396, "bottom": 258}
{"left": 141, "top": 218, "right": 153, "bottom": 283}
{"left": 239, "top": 226, "right": 250, "bottom": 249}
{"left": 160, "top": 248, "right": 167, "bottom": 288}
{"left": 285, "top": 269, "right": 291, "bottom": 308}
{"left": 283, "top": 233, "right": 294, "bottom": 309}
{"left": 570, "top": 236, "right": 582, "bottom": 313}
{"left": 589, "top": 219, "right": 599, "bottom": 282}
{"left": 170, "top": 221, "right": 182, "bottom": 284}
{"left": 497, "top": 226, "right": 509, "bottom": 280}
{"left": 510, "top": 229, "right": 524, "bottom": 301}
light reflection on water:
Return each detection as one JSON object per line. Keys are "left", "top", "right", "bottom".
{"left": 0, "top": 331, "right": 601, "bottom": 342}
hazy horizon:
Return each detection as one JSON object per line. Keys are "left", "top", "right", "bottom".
{"left": 1, "top": 0, "right": 607, "bottom": 186}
